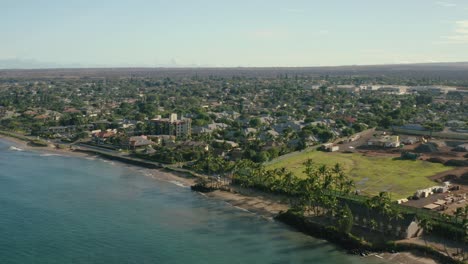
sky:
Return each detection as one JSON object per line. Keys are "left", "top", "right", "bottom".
{"left": 1, "top": 0, "right": 468, "bottom": 68}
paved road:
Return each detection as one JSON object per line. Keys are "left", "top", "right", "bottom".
{"left": 75, "top": 143, "right": 125, "bottom": 155}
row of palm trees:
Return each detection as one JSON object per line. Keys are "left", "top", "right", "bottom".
{"left": 365, "top": 191, "right": 402, "bottom": 221}
{"left": 191, "top": 155, "right": 468, "bottom": 262}
{"left": 229, "top": 158, "right": 446, "bottom": 238}
{"left": 192, "top": 155, "right": 467, "bottom": 251}
{"left": 454, "top": 206, "right": 468, "bottom": 225}
{"left": 230, "top": 158, "right": 357, "bottom": 219}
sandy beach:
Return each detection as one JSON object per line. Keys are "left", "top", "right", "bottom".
{"left": 138, "top": 168, "right": 197, "bottom": 187}
{"left": 371, "top": 252, "right": 439, "bottom": 264}
{"left": 206, "top": 189, "right": 289, "bottom": 218}
{"left": 0, "top": 134, "right": 446, "bottom": 264}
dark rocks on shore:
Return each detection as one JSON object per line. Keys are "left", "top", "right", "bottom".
{"left": 275, "top": 210, "right": 465, "bottom": 264}
{"left": 347, "top": 249, "right": 371, "bottom": 256}
{"left": 190, "top": 184, "right": 217, "bottom": 193}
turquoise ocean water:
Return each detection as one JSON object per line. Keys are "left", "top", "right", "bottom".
{"left": 0, "top": 139, "right": 389, "bottom": 264}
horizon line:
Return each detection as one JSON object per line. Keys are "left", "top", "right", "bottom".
{"left": 1, "top": 61, "right": 468, "bottom": 71}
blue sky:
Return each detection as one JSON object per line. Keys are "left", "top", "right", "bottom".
{"left": 1, "top": 0, "right": 468, "bottom": 67}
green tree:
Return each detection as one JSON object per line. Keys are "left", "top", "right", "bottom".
{"left": 338, "top": 204, "right": 354, "bottom": 234}
{"left": 419, "top": 217, "right": 433, "bottom": 246}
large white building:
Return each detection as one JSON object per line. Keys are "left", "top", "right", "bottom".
{"left": 150, "top": 113, "right": 191, "bottom": 138}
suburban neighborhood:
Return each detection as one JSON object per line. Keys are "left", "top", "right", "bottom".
{"left": 0, "top": 68, "right": 467, "bottom": 263}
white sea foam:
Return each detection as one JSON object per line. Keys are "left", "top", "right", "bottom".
{"left": 100, "top": 159, "right": 115, "bottom": 165}
{"left": 169, "top": 180, "right": 189, "bottom": 188}
{"left": 233, "top": 206, "right": 252, "bottom": 213}
{"left": 261, "top": 216, "right": 274, "bottom": 222}
{"left": 40, "top": 153, "right": 63, "bottom": 157}
{"left": 8, "top": 146, "right": 23, "bottom": 151}
{"left": 142, "top": 171, "right": 152, "bottom": 177}
{"left": 84, "top": 155, "right": 100, "bottom": 161}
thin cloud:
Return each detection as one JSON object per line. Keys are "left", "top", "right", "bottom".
{"left": 250, "top": 30, "right": 276, "bottom": 38}
{"left": 394, "top": 60, "right": 412, "bottom": 64}
{"left": 285, "top": 8, "right": 304, "bottom": 13}
{"left": 318, "top": 30, "right": 330, "bottom": 35}
{"left": 440, "top": 20, "right": 468, "bottom": 44}
{"left": 454, "top": 20, "right": 468, "bottom": 34}
{"left": 435, "top": 1, "right": 456, "bottom": 7}
{"left": 248, "top": 29, "right": 289, "bottom": 39}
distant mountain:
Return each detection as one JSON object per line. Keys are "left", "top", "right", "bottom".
{"left": 0, "top": 58, "right": 211, "bottom": 70}
{"left": 0, "top": 58, "right": 85, "bottom": 69}
{"left": 1, "top": 61, "right": 468, "bottom": 80}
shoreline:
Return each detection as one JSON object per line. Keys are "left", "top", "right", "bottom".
{"left": 0, "top": 134, "right": 445, "bottom": 264}
{"left": 0, "top": 135, "right": 90, "bottom": 158}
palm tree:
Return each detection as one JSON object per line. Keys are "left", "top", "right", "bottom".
{"left": 464, "top": 205, "right": 468, "bottom": 221}
{"left": 322, "top": 169, "right": 334, "bottom": 190}
{"left": 281, "top": 171, "right": 297, "bottom": 195}
{"left": 231, "top": 159, "right": 249, "bottom": 187}
{"left": 368, "top": 192, "right": 393, "bottom": 216}
{"left": 343, "top": 179, "right": 355, "bottom": 195}
{"left": 369, "top": 219, "right": 378, "bottom": 231}
{"left": 337, "top": 204, "right": 354, "bottom": 234}
{"left": 264, "top": 170, "right": 277, "bottom": 191}
{"left": 461, "top": 221, "right": 468, "bottom": 261}
{"left": 303, "top": 158, "right": 314, "bottom": 177}
{"left": 364, "top": 192, "right": 394, "bottom": 232}
{"left": 419, "top": 217, "right": 433, "bottom": 246}
{"left": 455, "top": 207, "right": 464, "bottom": 224}
{"left": 332, "top": 163, "right": 343, "bottom": 175}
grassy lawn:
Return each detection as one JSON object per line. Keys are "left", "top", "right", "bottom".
{"left": 266, "top": 149, "right": 453, "bottom": 199}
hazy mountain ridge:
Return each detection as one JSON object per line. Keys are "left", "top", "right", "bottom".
{"left": 1, "top": 62, "right": 468, "bottom": 80}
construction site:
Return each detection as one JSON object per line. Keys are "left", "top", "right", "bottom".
{"left": 336, "top": 130, "right": 468, "bottom": 216}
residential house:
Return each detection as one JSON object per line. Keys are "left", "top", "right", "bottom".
{"left": 93, "top": 130, "right": 116, "bottom": 144}
{"left": 33, "top": 114, "right": 49, "bottom": 121}
{"left": 229, "top": 148, "right": 244, "bottom": 161}
{"left": 206, "top": 123, "right": 229, "bottom": 131}
{"left": 243, "top": 128, "right": 258, "bottom": 139}
{"left": 127, "top": 136, "right": 155, "bottom": 150}
{"left": 272, "top": 121, "right": 304, "bottom": 133}
{"left": 259, "top": 130, "right": 280, "bottom": 141}
{"left": 63, "top": 108, "right": 81, "bottom": 114}
{"left": 146, "top": 135, "right": 176, "bottom": 145}
{"left": 44, "top": 125, "right": 94, "bottom": 134}
{"left": 179, "top": 141, "right": 210, "bottom": 152}
{"left": 312, "top": 118, "right": 336, "bottom": 128}
{"left": 305, "top": 135, "right": 320, "bottom": 147}
{"left": 0, "top": 106, "right": 5, "bottom": 117}
{"left": 192, "top": 126, "right": 213, "bottom": 135}
{"left": 213, "top": 139, "right": 239, "bottom": 148}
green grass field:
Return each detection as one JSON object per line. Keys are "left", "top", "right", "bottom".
{"left": 266, "top": 149, "right": 453, "bottom": 199}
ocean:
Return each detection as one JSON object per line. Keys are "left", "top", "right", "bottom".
{"left": 0, "top": 139, "right": 389, "bottom": 264}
